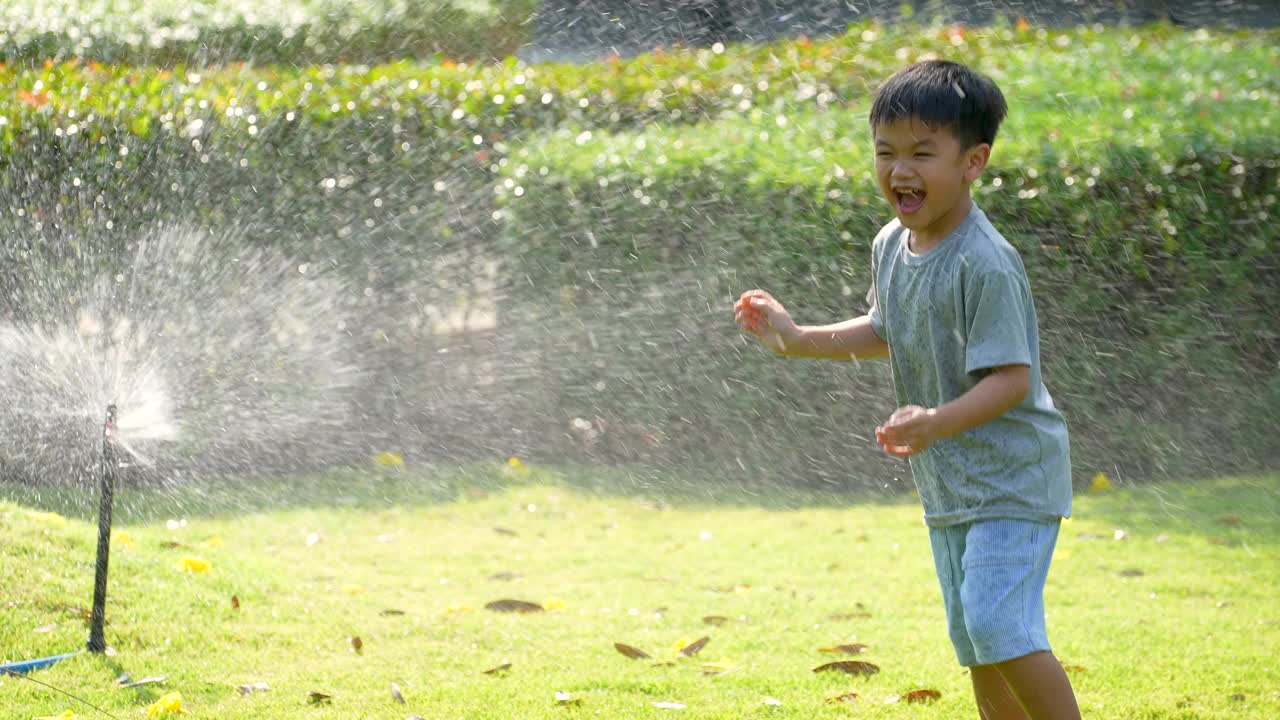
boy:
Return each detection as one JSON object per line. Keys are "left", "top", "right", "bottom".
{"left": 733, "top": 60, "right": 1081, "bottom": 719}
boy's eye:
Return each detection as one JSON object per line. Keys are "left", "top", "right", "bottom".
{"left": 914, "top": 153, "right": 933, "bottom": 158}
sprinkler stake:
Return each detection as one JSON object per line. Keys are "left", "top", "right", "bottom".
{"left": 87, "top": 403, "right": 118, "bottom": 654}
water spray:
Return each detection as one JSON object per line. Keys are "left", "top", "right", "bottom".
{"left": 87, "top": 403, "right": 118, "bottom": 654}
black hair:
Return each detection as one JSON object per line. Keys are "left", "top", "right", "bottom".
{"left": 869, "top": 60, "right": 1007, "bottom": 149}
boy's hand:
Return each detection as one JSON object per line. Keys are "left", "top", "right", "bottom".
{"left": 734, "top": 289, "right": 799, "bottom": 354}
{"left": 876, "top": 405, "right": 939, "bottom": 458}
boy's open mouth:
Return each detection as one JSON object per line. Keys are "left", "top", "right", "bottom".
{"left": 895, "top": 189, "right": 926, "bottom": 214}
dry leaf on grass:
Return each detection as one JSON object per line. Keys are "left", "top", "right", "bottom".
{"left": 905, "top": 689, "right": 942, "bottom": 703}
{"left": 390, "top": 682, "right": 405, "bottom": 704}
{"left": 118, "top": 676, "right": 166, "bottom": 689}
{"left": 380, "top": 609, "right": 406, "bottom": 616}
{"left": 818, "top": 643, "right": 868, "bottom": 655}
{"left": 824, "top": 692, "right": 859, "bottom": 704}
{"left": 614, "top": 642, "right": 651, "bottom": 660}
{"left": 483, "top": 662, "right": 512, "bottom": 675}
{"left": 678, "top": 636, "right": 710, "bottom": 657}
{"left": 485, "top": 599, "right": 545, "bottom": 614}
{"left": 306, "top": 691, "right": 332, "bottom": 705}
{"left": 812, "top": 660, "right": 879, "bottom": 676}
{"left": 230, "top": 595, "right": 240, "bottom": 610}
{"left": 349, "top": 636, "right": 363, "bottom": 654}
{"left": 702, "top": 615, "right": 728, "bottom": 626}
{"left": 235, "top": 682, "right": 270, "bottom": 696}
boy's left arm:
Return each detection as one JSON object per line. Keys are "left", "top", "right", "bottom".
{"left": 875, "top": 364, "right": 1030, "bottom": 458}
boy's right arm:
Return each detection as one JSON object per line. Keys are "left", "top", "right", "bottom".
{"left": 735, "top": 290, "right": 888, "bottom": 361}
{"left": 789, "top": 315, "right": 889, "bottom": 361}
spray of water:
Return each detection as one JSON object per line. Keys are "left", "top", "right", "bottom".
{"left": 0, "top": 223, "right": 363, "bottom": 498}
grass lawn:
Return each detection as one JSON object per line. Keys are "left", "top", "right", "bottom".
{"left": 2, "top": 468, "right": 1278, "bottom": 719}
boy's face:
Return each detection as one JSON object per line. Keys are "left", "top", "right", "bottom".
{"left": 873, "top": 117, "right": 990, "bottom": 242}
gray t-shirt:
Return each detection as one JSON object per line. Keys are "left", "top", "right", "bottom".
{"left": 867, "top": 203, "right": 1072, "bottom": 527}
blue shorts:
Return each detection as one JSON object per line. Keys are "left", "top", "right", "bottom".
{"left": 928, "top": 518, "right": 1060, "bottom": 667}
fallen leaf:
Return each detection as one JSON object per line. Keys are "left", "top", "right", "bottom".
{"left": 653, "top": 701, "right": 686, "bottom": 710}
{"left": 483, "top": 662, "right": 512, "bottom": 675}
{"left": 390, "top": 682, "right": 405, "bottom": 704}
{"left": 824, "top": 692, "right": 859, "bottom": 704}
{"left": 350, "top": 636, "right": 363, "bottom": 654}
{"left": 114, "top": 673, "right": 131, "bottom": 685}
{"left": 159, "top": 541, "right": 185, "bottom": 549}
{"left": 341, "top": 584, "right": 366, "bottom": 594}
{"left": 178, "top": 556, "right": 211, "bottom": 574}
{"left": 1217, "top": 516, "right": 1242, "bottom": 526}
{"left": 905, "top": 689, "right": 942, "bottom": 703}
{"left": 828, "top": 611, "right": 871, "bottom": 620}
{"left": 678, "top": 636, "right": 710, "bottom": 657}
{"left": 145, "top": 691, "right": 188, "bottom": 716}
{"left": 306, "top": 691, "right": 332, "bottom": 705}
{"left": 614, "top": 642, "right": 651, "bottom": 660}
{"left": 371, "top": 451, "right": 404, "bottom": 467}
{"left": 33, "top": 623, "right": 57, "bottom": 633}
{"left": 812, "top": 660, "right": 879, "bottom": 676}
{"left": 702, "top": 615, "right": 728, "bottom": 626}
{"left": 1061, "top": 664, "right": 1088, "bottom": 673}
{"left": 1117, "top": 568, "right": 1144, "bottom": 577}
{"left": 34, "top": 712, "right": 79, "bottom": 720}
{"left": 1231, "top": 693, "right": 1246, "bottom": 701}
{"left": 485, "top": 599, "right": 545, "bottom": 614}
{"left": 231, "top": 595, "right": 240, "bottom": 611}
{"left": 381, "top": 609, "right": 406, "bottom": 616}
{"left": 818, "top": 643, "right": 868, "bottom": 655}
{"left": 701, "top": 657, "right": 736, "bottom": 675}
{"left": 489, "top": 572, "right": 521, "bottom": 581}
{"left": 235, "top": 682, "right": 270, "bottom": 696}
{"left": 119, "top": 676, "right": 166, "bottom": 689}
{"left": 493, "top": 527, "right": 519, "bottom": 537}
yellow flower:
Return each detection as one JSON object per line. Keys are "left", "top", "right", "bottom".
{"left": 541, "top": 598, "right": 567, "bottom": 612}
{"left": 1089, "top": 472, "right": 1112, "bottom": 492}
{"left": 27, "top": 511, "right": 67, "bottom": 528}
{"left": 670, "top": 638, "right": 693, "bottom": 657}
{"left": 112, "top": 530, "right": 133, "bottom": 548}
{"left": 504, "top": 457, "right": 530, "bottom": 478}
{"left": 199, "top": 536, "right": 225, "bottom": 549}
{"left": 178, "top": 556, "right": 211, "bottom": 574}
{"left": 34, "top": 711, "right": 79, "bottom": 720}
{"left": 445, "top": 603, "right": 474, "bottom": 613}
{"left": 146, "top": 692, "right": 189, "bottom": 716}
{"left": 340, "top": 584, "right": 366, "bottom": 594}
{"left": 371, "top": 451, "right": 404, "bottom": 467}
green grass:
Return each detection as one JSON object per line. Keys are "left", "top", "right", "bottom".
{"left": 2, "top": 469, "right": 1278, "bottom": 719}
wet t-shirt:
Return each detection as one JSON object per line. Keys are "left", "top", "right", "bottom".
{"left": 867, "top": 203, "right": 1072, "bottom": 527}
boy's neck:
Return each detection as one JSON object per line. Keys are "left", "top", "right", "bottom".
{"left": 909, "top": 195, "right": 974, "bottom": 255}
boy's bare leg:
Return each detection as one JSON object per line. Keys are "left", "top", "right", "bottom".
{"left": 971, "top": 664, "right": 1029, "bottom": 720}
{"left": 994, "top": 651, "right": 1082, "bottom": 720}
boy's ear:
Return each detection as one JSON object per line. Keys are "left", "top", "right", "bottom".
{"left": 963, "top": 143, "right": 992, "bottom": 183}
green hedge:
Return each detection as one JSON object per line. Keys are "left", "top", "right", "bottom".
{"left": 493, "top": 101, "right": 1279, "bottom": 484}
{"left": 2, "top": 21, "right": 1275, "bottom": 484}
{"left": 1, "top": 0, "right": 537, "bottom": 65}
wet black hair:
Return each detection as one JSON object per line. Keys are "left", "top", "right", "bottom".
{"left": 869, "top": 60, "right": 1007, "bottom": 149}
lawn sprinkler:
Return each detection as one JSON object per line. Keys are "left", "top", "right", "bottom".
{"left": 0, "top": 404, "right": 120, "bottom": 676}
{"left": 87, "top": 403, "right": 119, "bottom": 653}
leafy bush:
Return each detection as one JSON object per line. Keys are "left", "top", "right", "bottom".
{"left": 0, "top": 0, "right": 537, "bottom": 65}
{"left": 494, "top": 96, "right": 1279, "bottom": 482}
